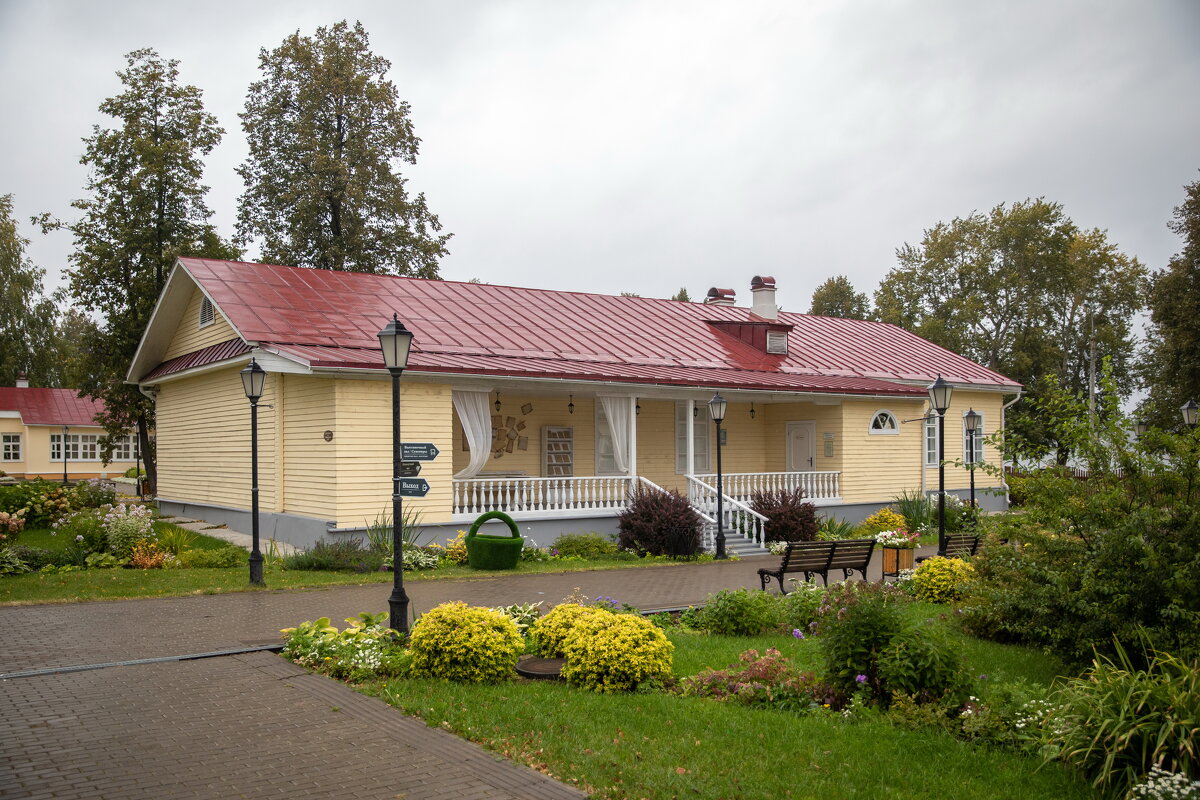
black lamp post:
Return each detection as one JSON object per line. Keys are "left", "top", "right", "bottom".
{"left": 240, "top": 358, "right": 267, "bottom": 586}
{"left": 927, "top": 375, "right": 953, "bottom": 557}
{"left": 379, "top": 313, "right": 415, "bottom": 634}
{"left": 964, "top": 408, "right": 980, "bottom": 520}
{"left": 62, "top": 425, "right": 69, "bottom": 486}
{"left": 708, "top": 393, "right": 728, "bottom": 560}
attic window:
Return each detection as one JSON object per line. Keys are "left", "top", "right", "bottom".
{"left": 199, "top": 297, "right": 215, "bottom": 329}
{"left": 765, "top": 331, "right": 788, "bottom": 355}
{"left": 870, "top": 411, "right": 899, "bottom": 435}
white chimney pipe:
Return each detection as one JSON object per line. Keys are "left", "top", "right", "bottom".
{"left": 704, "top": 287, "right": 737, "bottom": 306}
{"left": 15, "top": 372, "right": 29, "bottom": 388}
{"left": 750, "top": 275, "right": 778, "bottom": 320}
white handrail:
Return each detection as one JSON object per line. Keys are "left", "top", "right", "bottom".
{"left": 453, "top": 475, "right": 633, "bottom": 516}
{"left": 686, "top": 475, "right": 769, "bottom": 549}
{"left": 693, "top": 470, "right": 841, "bottom": 502}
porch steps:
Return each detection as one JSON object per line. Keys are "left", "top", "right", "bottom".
{"left": 712, "top": 529, "right": 771, "bottom": 558}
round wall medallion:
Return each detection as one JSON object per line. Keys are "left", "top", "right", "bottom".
{"left": 323, "top": 430, "right": 334, "bottom": 442}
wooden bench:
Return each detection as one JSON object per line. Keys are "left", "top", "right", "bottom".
{"left": 915, "top": 533, "right": 980, "bottom": 564}
{"left": 758, "top": 538, "right": 877, "bottom": 593}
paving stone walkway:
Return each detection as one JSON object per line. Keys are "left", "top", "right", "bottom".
{"left": 0, "top": 550, "right": 917, "bottom": 799}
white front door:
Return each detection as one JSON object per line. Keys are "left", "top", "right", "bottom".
{"left": 786, "top": 421, "right": 816, "bottom": 471}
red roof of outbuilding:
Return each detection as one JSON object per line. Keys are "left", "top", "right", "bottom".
{"left": 149, "top": 258, "right": 1020, "bottom": 394}
{"left": 0, "top": 387, "right": 105, "bottom": 426}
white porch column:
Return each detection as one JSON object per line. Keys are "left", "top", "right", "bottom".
{"left": 686, "top": 399, "right": 695, "bottom": 475}
{"left": 628, "top": 396, "right": 637, "bottom": 477}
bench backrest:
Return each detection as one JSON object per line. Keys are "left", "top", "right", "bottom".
{"left": 944, "top": 534, "right": 979, "bottom": 558}
{"left": 780, "top": 541, "right": 836, "bottom": 572}
{"left": 827, "top": 538, "right": 875, "bottom": 569}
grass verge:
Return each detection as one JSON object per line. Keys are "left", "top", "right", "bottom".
{"left": 360, "top": 628, "right": 1091, "bottom": 800}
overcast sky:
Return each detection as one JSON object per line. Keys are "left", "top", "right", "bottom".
{"left": 1, "top": 0, "right": 1197, "bottom": 313}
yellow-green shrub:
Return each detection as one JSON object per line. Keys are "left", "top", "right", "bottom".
{"left": 857, "top": 508, "right": 907, "bottom": 538}
{"left": 561, "top": 611, "right": 673, "bottom": 693}
{"left": 444, "top": 531, "right": 469, "bottom": 565}
{"left": 912, "top": 556, "right": 975, "bottom": 603}
{"left": 408, "top": 601, "right": 523, "bottom": 683}
{"left": 528, "top": 603, "right": 607, "bottom": 657}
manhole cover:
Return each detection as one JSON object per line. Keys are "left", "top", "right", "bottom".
{"left": 516, "top": 656, "right": 565, "bottom": 680}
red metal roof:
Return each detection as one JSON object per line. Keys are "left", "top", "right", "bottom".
{"left": 0, "top": 387, "right": 105, "bottom": 426}
{"left": 142, "top": 338, "right": 252, "bottom": 381}
{"left": 154, "top": 258, "right": 1020, "bottom": 393}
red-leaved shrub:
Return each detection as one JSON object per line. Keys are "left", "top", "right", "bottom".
{"left": 617, "top": 486, "right": 703, "bottom": 557}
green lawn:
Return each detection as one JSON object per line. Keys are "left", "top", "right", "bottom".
{"left": 1, "top": 527, "right": 717, "bottom": 605}
{"left": 361, "top": 627, "right": 1092, "bottom": 800}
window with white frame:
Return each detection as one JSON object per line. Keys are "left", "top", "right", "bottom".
{"left": 869, "top": 410, "right": 899, "bottom": 435}
{"left": 675, "top": 402, "right": 711, "bottom": 473}
{"left": 595, "top": 405, "right": 618, "bottom": 475}
{"left": 962, "top": 412, "right": 985, "bottom": 464}
{"left": 51, "top": 433, "right": 101, "bottom": 461}
{"left": 111, "top": 435, "right": 139, "bottom": 461}
{"left": 924, "top": 412, "right": 940, "bottom": 467}
{"left": 1, "top": 434, "right": 21, "bottom": 461}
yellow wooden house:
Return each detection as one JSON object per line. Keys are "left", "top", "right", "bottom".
{"left": 127, "top": 259, "right": 1020, "bottom": 551}
{"left": 1, "top": 378, "right": 141, "bottom": 481}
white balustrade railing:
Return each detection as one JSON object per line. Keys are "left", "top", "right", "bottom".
{"left": 694, "top": 471, "right": 841, "bottom": 503}
{"left": 686, "top": 475, "right": 769, "bottom": 550}
{"left": 453, "top": 475, "right": 633, "bottom": 517}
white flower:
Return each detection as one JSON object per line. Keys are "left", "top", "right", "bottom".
{"left": 75, "top": 535, "right": 84, "bottom": 542}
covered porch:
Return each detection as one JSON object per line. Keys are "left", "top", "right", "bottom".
{"left": 446, "top": 386, "right": 862, "bottom": 548}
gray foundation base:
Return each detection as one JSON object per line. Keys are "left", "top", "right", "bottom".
{"left": 330, "top": 516, "right": 622, "bottom": 550}
{"left": 156, "top": 498, "right": 335, "bottom": 551}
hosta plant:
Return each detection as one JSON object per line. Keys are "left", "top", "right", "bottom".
{"left": 281, "top": 612, "right": 408, "bottom": 681}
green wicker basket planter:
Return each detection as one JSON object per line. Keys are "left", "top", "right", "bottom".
{"left": 465, "top": 511, "right": 524, "bottom": 570}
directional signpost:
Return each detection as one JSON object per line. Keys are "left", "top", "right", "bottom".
{"left": 399, "top": 462, "right": 421, "bottom": 478}
{"left": 400, "top": 442, "right": 439, "bottom": 461}
{"left": 398, "top": 477, "right": 430, "bottom": 498}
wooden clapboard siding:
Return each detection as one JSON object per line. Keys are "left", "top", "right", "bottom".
{"left": 937, "top": 391, "right": 1005, "bottom": 491}
{"left": 280, "top": 375, "right": 336, "bottom": 519}
{"left": 163, "top": 287, "right": 240, "bottom": 360}
{"left": 838, "top": 398, "right": 924, "bottom": 504}
{"left": 156, "top": 366, "right": 277, "bottom": 509}
{"left": 332, "top": 379, "right": 454, "bottom": 526}
{"left": 717, "top": 402, "right": 770, "bottom": 476}
{"left": 762, "top": 402, "right": 844, "bottom": 475}
{"left": 633, "top": 399, "right": 684, "bottom": 492}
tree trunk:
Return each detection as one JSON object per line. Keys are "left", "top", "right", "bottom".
{"left": 138, "top": 414, "right": 157, "bottom": 496}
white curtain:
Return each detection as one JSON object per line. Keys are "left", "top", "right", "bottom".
{"left": 598, "top": 395, "right": 631, "bottom": 475}
{"left": 453, "top": 390, "right": 493, "bottom": 479}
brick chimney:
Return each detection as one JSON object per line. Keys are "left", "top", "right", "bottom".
{"left": 15, "top": 372, "right": 29, "bottom": 388}
{"left": 704, "top": 287, "right": 736, "bottom": 306}
{"left": 750, "top": 276, "right": 778, "bottom": 320}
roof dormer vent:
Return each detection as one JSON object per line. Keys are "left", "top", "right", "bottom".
{"left": 199, "top": 296, "right": 215, "bottom": 328}
{"left": 704, "top": 287, "right": 736, "bottom": 306}
{"left": 750, "top": 275, "right": 778, "bottom": 320}
{"left": 765, "top": 331, "right": 788, "bottom": 355}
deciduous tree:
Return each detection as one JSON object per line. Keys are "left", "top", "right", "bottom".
{"left": 38, "top": 49, "right": 233, "bottom": 485}
{"left": 808, "top": 275, "right": 871, "bottom": 319}
{"left": 237, "top": 20, "right": 450, "bottom": 277}
{"left": 875, "top": 199, "right": 1145, "bottom": 460}
{"left": 0, "top": 194, "right": 57, "bottom": 387}
{"left": 1139, "top": 173, "right": 1200, "bottom": 430}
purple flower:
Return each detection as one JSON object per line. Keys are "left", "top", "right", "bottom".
{"left": 791, "top": 629, "right": 805, "bottom": 640}
{"left": 855, "top": 674, "right": 867, "bottom": 684}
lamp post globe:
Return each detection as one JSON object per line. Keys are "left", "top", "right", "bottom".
{"left": 708, "top": 393, "right": 728, "bottom": 559}
{"left": 927, "top": 375, "right": 953, "bottom": 557}
{"left": 240, "top": 358, "right": 268, "bottom": 586}
{"left": 1182, "top": 400, "right": 1199, "bottom": 428}
{"left": 378, "top": 314, "right": 414, "bottom": 635}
